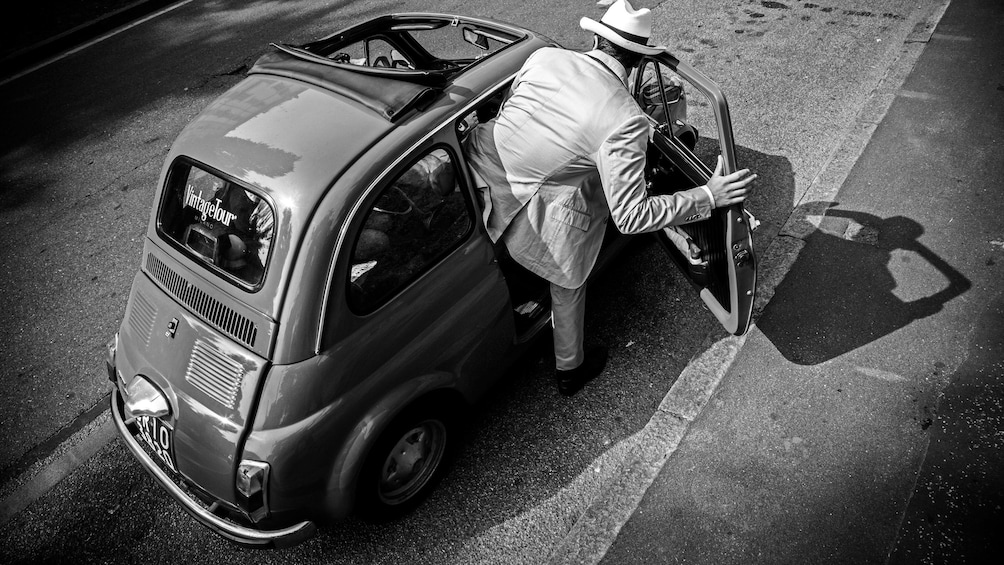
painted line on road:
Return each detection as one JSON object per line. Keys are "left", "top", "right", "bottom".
{"left": 547, "top": 1, "right": 953, "bottom": 563}
{"left": 0, "top": 0, "right": 194, "bottom": 87}
{"left": 898, "top": 90, "right": 940, "bottom": 101}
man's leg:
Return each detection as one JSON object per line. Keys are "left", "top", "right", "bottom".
{"left": 550, "top": 282, "right": 587, "bottom": 371}
{"left": 551, "top": 282, "right": 607, "bottom": 395}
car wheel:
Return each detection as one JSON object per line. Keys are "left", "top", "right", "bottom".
{"left": 357, "top": 403, "right": 454, "bottom": 520}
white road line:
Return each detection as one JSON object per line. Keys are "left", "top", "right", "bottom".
{"left": 898, "top": 90, "right": 940, "bottom": 100}
{"left": 0, "top": 0, "right": 195, "bottom": 87}
{"left": 856, "top": 366, "right": 909, "bottom": 382}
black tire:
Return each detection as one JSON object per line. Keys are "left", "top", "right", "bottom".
{"left": 355, "top": 402, "right": 455, "bottom": 521}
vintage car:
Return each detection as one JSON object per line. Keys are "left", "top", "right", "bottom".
{"left": 105, "top": 13, "right": 756, "bottom": 548}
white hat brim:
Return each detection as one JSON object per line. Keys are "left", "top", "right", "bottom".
{"left": 580, "top": 17, "right": 665, "bottom": 56}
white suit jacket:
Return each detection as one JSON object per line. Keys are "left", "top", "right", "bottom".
{"left": 465, "top": 48, "right": 713, "bottom": 289}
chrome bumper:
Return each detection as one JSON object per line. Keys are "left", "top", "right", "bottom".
{"left": 110, "top": 389, "right": 316, "bottom": 548}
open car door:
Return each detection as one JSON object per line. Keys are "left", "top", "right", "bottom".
{"left": 633, "top": 53, "right": 756, "bottom": 335}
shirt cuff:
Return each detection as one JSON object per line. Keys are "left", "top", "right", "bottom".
{"left": 699, "top": 185, "right": 715, "bottom": 209}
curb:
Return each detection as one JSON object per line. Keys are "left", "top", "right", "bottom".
{"left": 548, "top": 333, "right": 746, "bottom": 564}
{"left": 547, "top": 1, "right": 953, "bottom": 563}
{"left": 0, "top": 392, "right": 111, "bottom": 488}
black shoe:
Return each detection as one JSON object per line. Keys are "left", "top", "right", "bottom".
{"left": 555, "top": 346, "right": 608, "bottom": 396}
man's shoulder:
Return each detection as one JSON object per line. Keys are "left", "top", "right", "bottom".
{"left": 524, "top": 48, "right": 616, "bottom": 83}
{"left": 525, "top": 46, "right": 577, "bottom": 66}
{"left": 520, "top": 48, "right": 646, "bottom": 130}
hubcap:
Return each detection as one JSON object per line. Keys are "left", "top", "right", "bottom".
{"left": 377, "top": 419, "right": 447, "bottom": 505}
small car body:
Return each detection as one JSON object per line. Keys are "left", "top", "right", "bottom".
{"left": 106, "top": 13, "right": 756, "bottom": 548}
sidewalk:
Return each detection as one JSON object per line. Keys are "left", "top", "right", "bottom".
{"left": 601, "top": 0, "right": 1004, "bottom": 562}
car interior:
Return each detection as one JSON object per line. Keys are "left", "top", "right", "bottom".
{"left": 348, "top": 147, "right": 473, "bottom": 313}
{"left": 292, "top": 16, "right": 522, "bottom": 81}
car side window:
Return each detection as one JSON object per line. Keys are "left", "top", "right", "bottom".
{"left": 635, "top": 59, "right": 721, "bottom": 166}
{"left": 347, "top": 147, "right": 472, "bottom": 312}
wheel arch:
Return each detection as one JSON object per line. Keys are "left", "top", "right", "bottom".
{"left": 318, "top": 374, "right": 469, "bottom": 521}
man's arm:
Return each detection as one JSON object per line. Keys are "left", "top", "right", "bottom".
{"left": 598, "top": 116, "right": 755, "bottom": 234}
{"left": 598, "top": 115, "right": 712, "bottom": 234}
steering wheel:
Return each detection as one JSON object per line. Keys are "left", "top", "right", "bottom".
{"left": 373, "top": 187, "right": 413, "bottom": 215}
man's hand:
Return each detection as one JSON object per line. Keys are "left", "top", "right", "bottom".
{"left": 706, "top": 155, "right": 756, "bottom": 208}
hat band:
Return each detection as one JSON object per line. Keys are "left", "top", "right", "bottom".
{"left": 600, "top": 20, "right": 650, "bottom": 46}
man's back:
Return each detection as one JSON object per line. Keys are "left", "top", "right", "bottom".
{"left": 475, "top": 48, "right": 644, "bottom": 200}
{"left": 465, "top": 47, "right": 652, "bottom": 262}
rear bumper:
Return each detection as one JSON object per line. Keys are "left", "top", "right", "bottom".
{"left": 110, "top": 389, "right": 316, "bottom": 548}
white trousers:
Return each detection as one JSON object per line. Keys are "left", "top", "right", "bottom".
{"left": 480, "top": 181, "right": 588, "bottom": 372}
{"left": 550, "top": 282, "right": 587, "bottom": 371}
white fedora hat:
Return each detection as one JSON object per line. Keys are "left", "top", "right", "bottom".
{"left": 580, "top": 0, "right": 666, "bottom": 56}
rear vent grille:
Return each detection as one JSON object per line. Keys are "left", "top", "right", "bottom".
{"left": 186, "top": 341, "right": 244, "bottom": 409}
{"left": 128, "top": 291, "right": 157, "bottom": 347}
{"left": 146, "top": 254, "right": 258, "bottom": 348}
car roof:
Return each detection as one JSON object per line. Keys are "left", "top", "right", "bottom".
{"left": 170, "top": 71, "right": 390, "bottom": 204}
{"left": 157, "top": 14, "right": 550, "bottom": 312}
{"left": 168, "top": 14, "right": 545, "bottom": 209}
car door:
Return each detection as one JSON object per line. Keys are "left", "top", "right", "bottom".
{"left": 334, "top": 136, "right": 517, "bottom": 401}
{"left": 634, "top": 53, "right": 757, "bottom": 336}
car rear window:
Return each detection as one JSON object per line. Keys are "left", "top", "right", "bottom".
{"left": 158, "top": 160, "right": 275, "bottom": 288}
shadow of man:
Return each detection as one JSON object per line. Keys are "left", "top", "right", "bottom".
{"left": 758, "top": 201, "right": 971, "bottom": 365}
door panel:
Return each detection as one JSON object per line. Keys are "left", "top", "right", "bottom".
{"left": 635, "top": 54, "right": 756, "bottom": 335}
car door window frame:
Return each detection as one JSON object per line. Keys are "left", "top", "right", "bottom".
{"left": 633, "top": 53, "right": 739, "bottom": 177}
{"left": 343, "top": 143, "right": 476, "bottom": 315}
{"left": 633, "top": 53, "right": 756, "bottom": 336}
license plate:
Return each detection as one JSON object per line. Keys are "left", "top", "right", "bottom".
{"left": 135, "top": 415, "right": 177, "bottom": 473}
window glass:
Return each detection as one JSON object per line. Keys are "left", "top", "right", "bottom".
{"left": 348, "top": 148, "right": 471, "bottom": 311}
{"left": 328, "top": 38, "right": 413, "bottom": 68}
{"left": 159, "top": 161, "right": 274, "bottom": 287}
{"left": 636, "top": 60, "right": 721, "bottom": 167}
{"left": 307, "top": 19, "right": 519, "bottom": 73}
{"left": 365, "top": 38, "right": 409, "bottom": 68}
{"left": 410, "top": 26, "right": 509, "bottom": 61}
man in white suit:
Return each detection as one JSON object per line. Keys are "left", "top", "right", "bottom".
{"left": 465, "top": 0, "right": 756, "bottom": 395}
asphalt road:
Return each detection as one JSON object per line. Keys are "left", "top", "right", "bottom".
{"left": 0, "top": 1, "right": 968, "bottom": 563}
{"left": 0, "top": 0, "right": 173, "bottom": 73}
